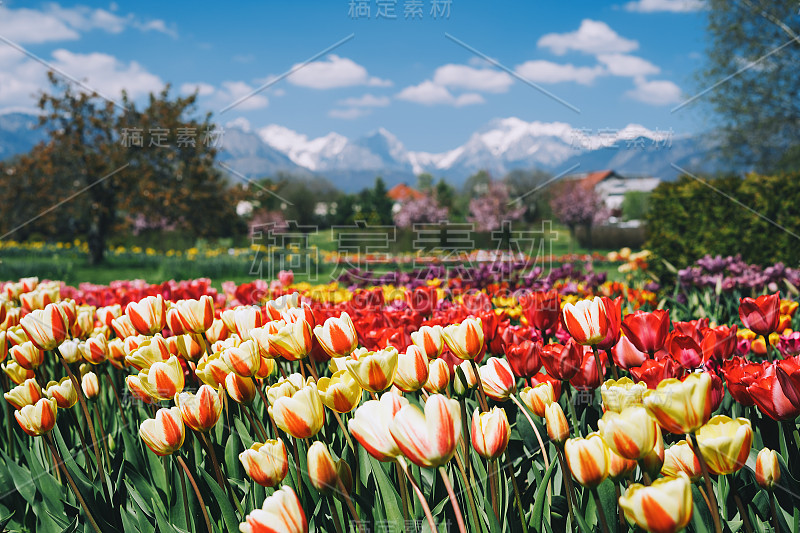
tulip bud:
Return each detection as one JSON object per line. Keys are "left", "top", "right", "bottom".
{"left": 82, "top": 371, "right": 100, "bottom": 400}
{"left": 4, "top": 378, "right": 43, "bottom": 410}
{"left": 348, "top": 391, "right": 408, "bottom": 461}
{"left": 308, "top": 441, "right": 339, "bottom": 493}
{"left": 269, "top": 383, "right": 325, "bottom": 438}
{"left": 562, "top": 297, "right": 609, "bottom": 346}
{"left": 479, "top": 357, "right": 516, "bottom": 401}
{"left": 471, "top": 406, "right": 510, "bottom": 460}
{"left": 265, "top": 319, "right": 314, "bottom": 361}
{"left": 442, "top": 317, "right": 484, "bottom": 360}
{"left": 313, "top": 312, "right": 358, "bottom": 358}
{"left": 411, "top": 325, "right": 445, "bottom": 359}
{"left": 317, "top": 370, "right": 362, "bottom": 413}
{"left": 239, "top": 439, "right": 289, "bottom": 487}
{"left": 545, "top": 402, "right": 570, "bottom": 445}
{"left": 424, "top": 358, "right": 452, "bottom": 394}
{"left": 390, "top": 393, "right": 461, "bottom": 468}
{"left": 661, "top": 440, "right": 702, "bottom": 482}
{"left": 225, "top": 372, "right": 257, "bottom": 405}
{"left": 15, "top": 397, "right": 58, "bottom": 436}
{"left": 692, "top": 415, "right": 752, "bottom": 475}
{"left": 265, "top": 293, "right": 300, "bottom": 321}
{"left": 755, "top": 448, "right": 780, "bottom": 491}
{"left": 564, "top": 432, "right": 610, "bottom": 488}
{"left": 619, "top": 472, "right": 693, "bottom": 533}
{"left": 597, "top": 406, "right": 657, "bottom": 461}
{"left": 175, "top": 385, "right": 223, "bottom": 432}
{"left": 139, "top": 407, "right": 185, "bottom": 456}
{"left": 346, "top": 347, "right": 399, "bottom": 393}
{"left": 452, "top": 360, "right": 477, "bottom": 396}
{"left": 520, "top": 381, "right": 556, "bottom": 417}
{"left": 10, "top": 341, "right": 44, "bottom": 370}
{"left": 20, "top": 303, "right": 69, "bottom": 351}
{"left": 739, "top": 293, "right": 780, "bottom": 337}
{"left": 239, "top": 486, "right": 307, "bottom": 533}
{"left": 393, "top": 345, "right": 429, "bottom": 392}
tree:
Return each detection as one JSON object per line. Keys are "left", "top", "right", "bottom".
{"left": 467, "top": 180, "right": 525, "bottom": 232}
{"left": 701, "top": 1, "right": 800, "bottom": 171}
{"left": 503, "top": 169, "right": 553, "bottom": 221}
{"left": 620, "top": 191, "right": 651, "bottom": 221}
{"left": 549, "top": 181, "right": 608, "bottom": 251}
{"left": 416, "top": 173, "right": 434, "bottom": 193}
{"left": 393, "top": 196, "right": 449, "bottom": 228}
{"left": 434, "top": 179, "right": 456, "bottom": 211}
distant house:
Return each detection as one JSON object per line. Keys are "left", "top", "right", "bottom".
{"left": 568, "top": 170, "right": 660, "bottom": 214}
{"left": 387, "top": 183, "right": 425, "bottom": 213}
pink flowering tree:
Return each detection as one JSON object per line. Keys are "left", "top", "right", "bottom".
{"left": 393, "top": 196, "right": 449, "bottom": 228}
{"left": 549, "top": 182, "right": 609, "bottom": 251}
{"left": 468, "top": 181, "right": 526, "bottom": 232}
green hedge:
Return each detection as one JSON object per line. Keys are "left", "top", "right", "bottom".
{"left": 646, "top": 172, "right": 800, "bottom": 277}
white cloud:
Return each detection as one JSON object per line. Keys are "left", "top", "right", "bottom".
{"left": 226, "top": 117, "right": 252, "bottom": 132}
{"left": 180, "top": 82, "right": 216, "bottom": 96}
{"left": 597, "top": 54, "right": 660, "bottom": 78}
{"left": 328, "top": 108, "right": 372, "bottom": 120}
{"left": 538, "top": 19, "right": 638, "bottom": 56}
{"left": 338, "top": 94, "right": 391, "bottom": 107}
{"left": 396, "top": 81, "right": 484, "bottom": 106}
{"left": 515, "top": 60, "right": 606, "bottom": 85}
{"left": 0, "top": 4, "right": 175, "bottom": 44}
{"left": 624, "top": 0, "right": 704, "bottom": 13}
{"left": 432, "top": 64, "right": 514, "bottom": 93}
{"left": 214, "top": 81, "right": 269, "bottom": 110}
{"left": 625, "top": 78, "right": 682, "bottom": 105}
{"left": 287, "top": 55, "right": 391, "bottom": 89}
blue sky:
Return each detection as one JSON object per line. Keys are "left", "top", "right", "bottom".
{"left": 0, "top": 0, "right": 708, "bottom": 151}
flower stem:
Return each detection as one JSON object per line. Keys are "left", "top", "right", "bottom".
{"left": 769, "top": 491, "right": 781, "bottom": 533}
{"left": 45, "top": 433, "right": 102, "bottom": 533}
{"left": 176, "top": 455, "right": 213, "bottom": 533}
{"left": 730, "top": 474, "right": 754, "bottom": 533}
{"left": 503, "top": 455, "right": 528, "bottom": 533}
{"left": 438, "top": 466, "right": 467, "bottom": 533}
{"left": 470, "top": 359, "right": 489, "bottom": 412}
{"left": 398, "top": 457, "right": 439, "bottom": 533}
{"left": 591, "top": 487, "right": 611, "bottom": 533}
{"left": 177, "top": 456, "right": 191, "bottom": 531}
{"left": 327, "top": 495, "right": 345, "bottom": 533}
{"left": 556, "top": 447, "right": 576, "bottom": 527}
{"left": 510, "top": 395, "right": 551, "bottom": 476}
{"left": 689, "top": 432, "right": 722, "bottom": 533}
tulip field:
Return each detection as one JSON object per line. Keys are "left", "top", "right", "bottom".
{"left": 2, "top": 267, "right": 800, "bottom": 533}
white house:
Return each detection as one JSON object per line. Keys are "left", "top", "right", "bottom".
{"left": 568, "top": 170, "right": 660, "bottom": 213}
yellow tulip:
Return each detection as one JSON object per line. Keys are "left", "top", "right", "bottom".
{"left": 618, "top": 472, "right": 693, "bottom": 533}
{"left": 692, "top": 415, "right": 752, "bottom": 475}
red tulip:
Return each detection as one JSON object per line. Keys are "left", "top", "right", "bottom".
{"left": 611, "top": 335, "right": 648, "bottom": 370}
{"left": 597, "top": 296, "right": 623, "bottom": 351}
{"left": 519, "top": 290, "right": 560, "bottom": 334}
{"left": 666, "top": 331, "right": 703, "bottom": 370}
{"left": 621, "top": 310, "right": 670, "bottom": 354}
{"left": 747, "top": 363, "right": 800, "bottom": 420}
{"left": 739, "top": 293, "right": 780, "bottom": 336}
{"left": 720, "top": 357, "right": 762, "bottom": 406}
{"left": 505, "top": 340, "right": 542, "bottom": 379}
{"left": 630, "top": 358, "right": 683, "bottom": 389}
{"left": 701, "top": 325, "right": 738, "bottom": 362}
{"left": 406, "top": 286, "right": 437, "bottom": 317}
{"left": 570, "top": 347, "right": 606, "bottom": 391}
{"left": 540, "top": 339, "right": 583, "bottom": 381}
{"left": 671, "top": 319, "right": 709, "bottom": 344}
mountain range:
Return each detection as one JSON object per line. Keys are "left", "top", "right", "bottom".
{"left": 0, "top": 111, "right": 722, "bottom": 191}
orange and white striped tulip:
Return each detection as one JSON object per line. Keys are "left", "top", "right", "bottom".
{"left": 564, "top": 432, "right": 610, "bottom": 488}
{"left": 19, "top": 276, "right": 39, "bottom": 292}
{"left": 71, "top": 310, "right": 93, "bottom": 339}
{"left": 15, "top": 397, "right": 57, "bottom": 436}
{"left": 19, "top": 289, "right": 55, "bottom": 312}
{"left": 255, "top": 355, "right": 275, "bottom": 379}
{"left": 110, "top": 314, "right": 138, "bottom": 339}
{"left": 643, "top": 372, "right": 713, "bottom": 434}
{"left": 80, "top": 335, "right": 108, "bottom": 365}
{"left": 317, "top": 370, "right": 362, "bottom": 413}
{"left": 453, "top": 360, "right": 478, "bottom": 396}
{"left": 6, "top": 325, "right": 29, "bottom": 347}
{"left": 96, "top": 304, "right": 121, "bottom": 328}
{"left": 10, "top": 341, "right": 44, "bottom": 370}
{"left": 239, "top": 439, "right": 289, "bottom": 487}
{"left": 175, "top": 295, "right": 215, "bottom": 334}
{"left": 279, "top": 301, "right": 315, "bottom": 328}
{"left": 166, "top": 307, "right": 186, "bottom": 336}
{"left": 266, "top": 374, "right": 306, "bottom": 405}
{"left": 562, "top": 297, "right": 609, "bottom": 346}
{"left": 314, "top": 312, "right": 358, "bottom": 358}
{"left": 442, "top": 317, "right": 484, "bottom": 360}
{"left": 45, "top": 377, "right": 78, "bottom": 409}
{"left": 479, "top": 356, "right": 516, "bottom": 401}
{"left": 692, "top": 415, "right": 752, "bottom": 475}
{"left": 4, "top": 378, "right": 43, "bottom": 410}
{"left": 618, "top": 472, "right": 693, "bottom": 533}
{"left": 81, "top": 371, "right": 100, "bottom": 400}
{"left": 307, "top": 441, "right": 339, "bottom": 493}
{"left": 58, "top": 299, "right": 78, "bottom": 328}
{"left": 393, "top": 345, "right": 429, "bottom": 392}
{"left": 125, "top": 335, "right": 170, "bottom": 371}
{"left": 600, "top": 377, "right": 647, "bottom": 413}
{"left": 239, "top": 485, "right": 307, "bottom": 533}
{"left": 225, "top": 372, "right": 257, "bottom": 405}
{"left": 755, "top": 448, "right": 780, "bottom": 490}
{"left": 175, "top": 385, "right": 223, "bottom": 432}
{"left": 175, "top": 333, "right": 207, "bottom": 362}
{"left": 348, "top": 391, "right": 408, "bottom": 461}
{"left": 411, "top": 325, "right": 445, "bottom": 359}
{"left": 471, "top": 406, "right": 510, "bottom": 460}
{"left": 126, "top": 374, "right": 156, "bottom": 404}
{"left": 57, "top": 339, "right": 82, "bottom": 364}
{"left": 661, "top": 440, "right": 702, "bottom": 482}
{"left": 608, "top": 449, "right": 638, "bottom": 482}
{"left": 107, "top": 337, "right": 126, "bottom": 369}
{"left": 126, "top": 295, "right": 167, "bottom": 336}
{"left": 20, "top": 303, "right": 68, "bottom": 351}
{"left": 346, "top": 347, "right": 399, "bottom": 393}
{"left": 389, "top": 393, "right": 461, "bottom": 468}
{"left": 520, "top": 381, "right": 556, "bottom": 418}
{"left": 139, "top": 407, "right": 185, "bottom": 456}
{"left": 3, "top": 361, "right": 35, "bottom": 385}
{"left": 265, "top": 319, "right": 313, "bottom": 361}
{"left": 597, "top": 406, "right": 658, "bottom": 460}
{"left": 269, "top": 382, "right": 325, "bottom": 438}
{"left": 424, "top": 357, "right": 451, "bottom": 394}
{"left": 195, "top": 353, "right": 230, "bottom": 389}
{"left": 139, "top": 355, "right": 185, "bottom": 401}
{"left": 0, "top": 308, "right": 22, "bottom": 333}
{"left": 221, "top": 306, "right": 263, "bottom": 341}
{"left": 545, "top": 402, "right": 570, "bottom": 445}
{"left": 265, "top": 293, "right": 300, "bottom": 320}
{"left": 641, "top": 424, "right": 666, "bottom": 479}
{"left": 222, "top": 340, "right": 262, "bottom": 378}
{"left": 205, "top": 317, "right": 228, "bottom": 344}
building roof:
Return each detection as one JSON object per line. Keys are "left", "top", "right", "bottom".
{"left": 580, "top": 170, "right": 617, "bottom": 189}
{"left": 387, "top": 183, "right": 424, "bottom": 202}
